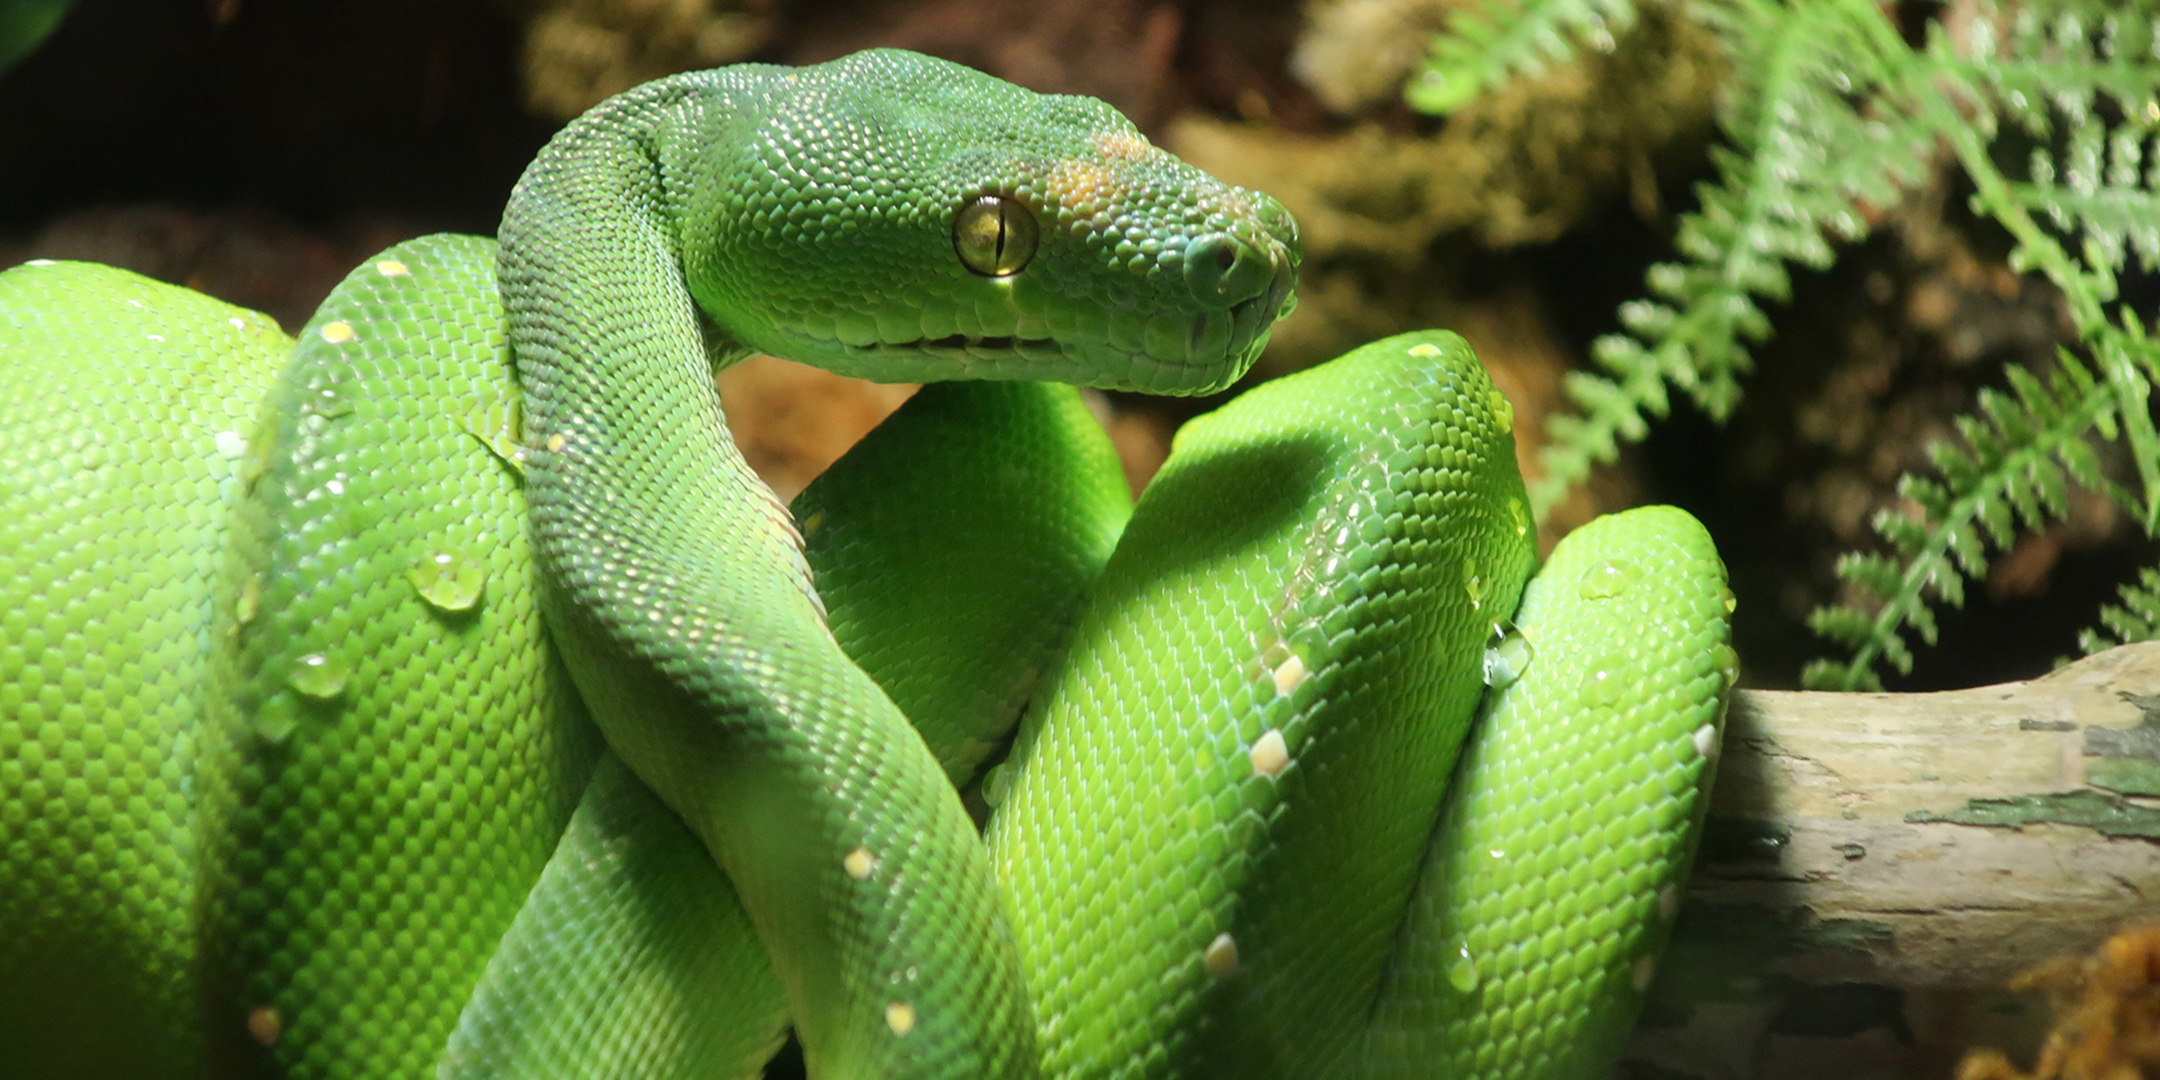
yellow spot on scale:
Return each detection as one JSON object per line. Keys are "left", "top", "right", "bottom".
{"left": 1692, "top": 722, "right": 1719, "bottom": 761}
{"left": 546, "top": 433, "right": 567, "bottom": 453}
{"left": 844, "top": 846, "right": 875, "bottom": 881}
{"left": 1203, "top": 932, "right": 1240, "bottom": 980}
{"left": 802, "top": 510, "right": 826, "bottom": 537}
{"left": 1632, "top": 954, "right": 1659, "bottom": 993}
{"left": 1658, "top": 884, "right": 1680, "bottom": 921}
{"left": 1249, "top": 729, "right": 1289, "bottom": 779}
{"left": 1091, "top": 129, "right": 1157, "bottom": 163}
{"left": 1044, "top": 158, "right": 1126, "bottom": 216}
{"left": 884, "top": 1001, "right": 916, "bottom": 1037}
{"left": 1407, "top": 342, "right": 1443, "bottom": 358}
{"left": 319, "top": 321, "right": 355, "bottom": 344}
{"left": 1271, "top": 653, "right": 1307, "bottom": 697}
{"left": 374, "top": 259, "right": 410, "bottom": 276}
{"left": 248, "top": 1006, "right": 282, "bottom": 1046}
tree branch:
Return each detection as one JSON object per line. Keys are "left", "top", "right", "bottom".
{"left": 1625, "top": 643, "right": 2160, "bottom": 1077}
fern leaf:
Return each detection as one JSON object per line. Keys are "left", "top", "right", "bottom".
{"left": 1928, "top": 0, "right": 2160, "bottom": 528}
{"left": 1407, "top": 0, "right": 1640, "bottom": 115}
{"left": 2081, "top": 565, "right": 2160, "bottom": 653}
{"left": 1806, "top": 352, "right": 2124, "bottom": 688}
{"left": 1531, "top": 0, "right": 1934, "bottom": 520}
{"left": 1525, "top": 351, "right": 1667, "bottom": 515}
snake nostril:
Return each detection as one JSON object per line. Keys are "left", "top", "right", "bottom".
{"left": 1183, "top": 234, "right": 1274, "bottom": 309}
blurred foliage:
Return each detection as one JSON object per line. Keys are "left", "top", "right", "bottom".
{"left": 503, "top": 0, "right": 777, "bottom": 120}
{"left": 2083, "top": 566, "right": 2160, "bottom": 654}
{"left": 0, "top": 0, "right": 70, "bottom": 74}
{"left": 1412, "top": 0, "right": 2160, "bottom": 688}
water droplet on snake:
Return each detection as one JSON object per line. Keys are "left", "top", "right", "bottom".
{"left": 1713, "top": 644, "right": 1739, "bottom": 687}
{"left": 1481, "top": 628, "right": 1533, "bottom": 688}
{"left": 1579, "top": 655, "right": 1626, "bottom": 706}
{"left": 1578, "top": 558, "right": 1635, "bottom": 599}
{"left": 306, "top": 385, "right": 353, "bottom": 419}
{"left": 1448, "top": 945, "right": 1480, "bottom": 993}
{"left": 408, "top": 551, "right": 485, "bottom": 613}
{"left": 463, "top": 401, "right": 528, "bottom": 475}
{"left": 289, "top": 652, "right": 348, "bottom": 699}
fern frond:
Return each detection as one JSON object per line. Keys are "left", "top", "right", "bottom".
{"left": 1969, "top": 1, "right": 2160, "bottom": 142}
{"left": 1926, "top": 1, "right": 2160, "bottom": 528}
{"left": 1406, "top": 0, "right": 2159, "bottom": 684}
{"left": 2011, "top": 123, "right": 2160, "bottom": 272}
{"left": 1525, "top": 340, "right": 1668, "bottom": 514}
{"left": 1407, "top": 0, "right": 1641, "bottom": 115}
{"left": 1804, "top": 352, "right": 2123, "bottom": 689}
{"left": 2081, "top": 565, "right": 2160, "bottom": 653}
{"left": 1530, "top": 0, "right": 1930, "bottom": 518}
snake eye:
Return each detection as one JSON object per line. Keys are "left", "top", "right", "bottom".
{"left": 952, "top": 195, "right": 1039, "bottom": 277}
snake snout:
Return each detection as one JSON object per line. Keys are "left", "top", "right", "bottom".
{"left": 1242, "top": 245, "right": 1297, "bottom": 324}
{"left": 1183, "top": 234, "right": 1278, "bottom": 311}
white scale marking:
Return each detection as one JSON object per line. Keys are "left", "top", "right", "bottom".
{"left": 1249, "top": 729, "right": 1289, "bottom": 779}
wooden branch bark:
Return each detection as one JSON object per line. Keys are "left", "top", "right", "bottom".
{"left": 1621, "top": 642, "right": 2160, "bottom": 1079}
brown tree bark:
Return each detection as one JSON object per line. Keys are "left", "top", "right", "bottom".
{"left": 1622, "top": 643, "right": 2160, "bottom": 1079}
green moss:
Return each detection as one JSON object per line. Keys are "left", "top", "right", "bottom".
{"left": 1906, "top": 788, "right": 2160, "bottom": 840}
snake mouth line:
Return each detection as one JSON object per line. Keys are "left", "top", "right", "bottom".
{"left": 829, "top": 329, "right": 1236, "bottom": 393}
{"left": 838, "top": 334, "right": 1058, "bottom": 355}
{"left": 916, "top": 334, "right": 1040, "bottom": 350}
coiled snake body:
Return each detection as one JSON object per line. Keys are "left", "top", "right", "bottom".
{"left": 0, "top": 49, "right": 1733, "bottom": 1079}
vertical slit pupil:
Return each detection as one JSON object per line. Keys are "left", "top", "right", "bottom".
{"left": 954, "top": 195, "right": 1036, "bottom": 276}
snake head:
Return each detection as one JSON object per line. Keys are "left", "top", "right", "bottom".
{"left": 679, "top": 49, "right": 1300, "bottom": 396}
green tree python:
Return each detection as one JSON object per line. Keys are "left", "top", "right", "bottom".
{"left": 0, "top": 49, "right": 1734, "bottom": 1079}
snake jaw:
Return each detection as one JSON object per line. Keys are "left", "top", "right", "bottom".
{"left": 789, "top": 312, "right": 1274, "bottom": 395}
{"left": 677, "top": 51, "right": 1300, "bottom": 397}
